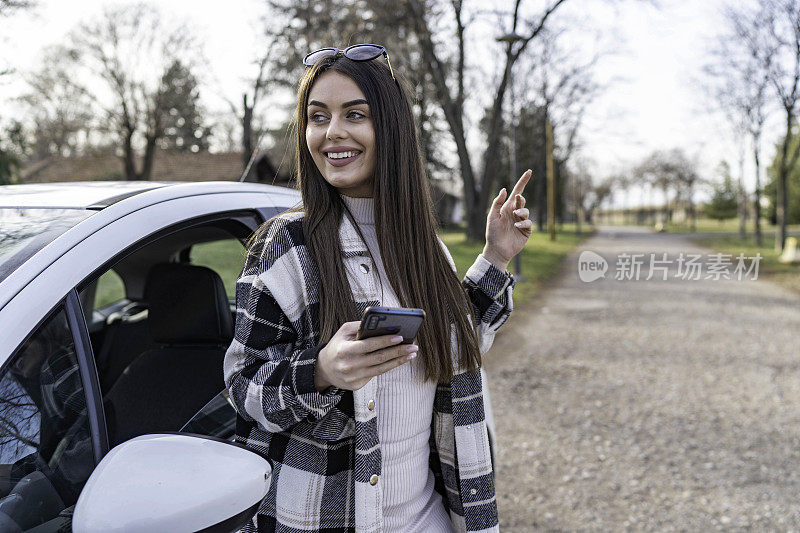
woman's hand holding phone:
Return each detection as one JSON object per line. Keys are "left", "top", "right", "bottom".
{"left": 314, "top": 321, "right": 418, "bottom": 392}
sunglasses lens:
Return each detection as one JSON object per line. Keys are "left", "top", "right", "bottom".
{"left": 345, "top": 44, "right": 384, "bottom": 61}
{"left": 304, "top": 48, "right": 338, "bottom": 66}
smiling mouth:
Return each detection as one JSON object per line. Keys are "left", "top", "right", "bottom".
{"left": 325, "top": 151, "right": 362, "bottom": 166}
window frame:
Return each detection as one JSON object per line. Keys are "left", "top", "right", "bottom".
{"left": 64, "top": 288, "right": 108, "bottom": 464}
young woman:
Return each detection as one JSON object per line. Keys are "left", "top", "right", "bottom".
{"left": 224, "top": 43, "right": 532, "bottom": 533}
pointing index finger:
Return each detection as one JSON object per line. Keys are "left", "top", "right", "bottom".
{"left": 511, "top": 169, "right": 532, "bottom": 197}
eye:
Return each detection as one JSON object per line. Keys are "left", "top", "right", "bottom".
{"left": 309, "top": 112, "right": 327, "bottom": 124}
{"left": 347, "top": 110, "right": 366, "bottom": 120}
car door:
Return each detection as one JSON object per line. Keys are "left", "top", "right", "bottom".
{"left": 0, "top": 296, "right": 99, "bottom": 532}
{"left": 0, "top": 190, "right": 292, "bottom": 530}
{"left": 76, "top": 203, "right": 294, "bottom": 450}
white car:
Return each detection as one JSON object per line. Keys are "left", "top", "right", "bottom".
{"left": 0, "top": 181, "right": 495, "bottom": 532}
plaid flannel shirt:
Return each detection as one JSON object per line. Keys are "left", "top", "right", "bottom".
{"left": 224, "top": 210, "right": 515, "bottom": 532}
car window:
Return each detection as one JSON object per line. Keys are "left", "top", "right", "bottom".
{"left": 93, "top": 269, "right": 125, "bottom": 310}
{"left": 0, "top": 208, "right": 94, "bottom": 282}
{"left": 179, "top": 389, "right": 236, "bottom": 440}
{"left": 189, "top": 238, "right": 247, "bottom": 301}
{"left": 0, "top": 305, "right": 93, "bottom": 531}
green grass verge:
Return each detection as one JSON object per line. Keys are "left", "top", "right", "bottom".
{"left": 93, "top": 239, "right": 247, "bottom": 310}
{"left": 664, "top": 218, "right": 800, "bottom": 235}
{"left": 690, "top": 234, "right": 800, "bottom": 294}
{"left": 439, "top": 223, "right": 595, "bottom": 305}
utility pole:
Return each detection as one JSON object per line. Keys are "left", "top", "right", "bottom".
{"left": 546, "top": 119, "right": 556, "bottom": 241}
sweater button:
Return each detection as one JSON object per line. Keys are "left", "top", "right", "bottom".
{"left": 367, "top": 399, "right": 375, "bottom": 411}
{"left": 370, "top": 474, "right": 379, "bottom": 486}
{"left": 360, "top": 263, "right": 370, "bottom": 273}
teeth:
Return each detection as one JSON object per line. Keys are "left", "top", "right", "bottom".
{"left": 327, "top": 151, "right": 359, "bottom": 159}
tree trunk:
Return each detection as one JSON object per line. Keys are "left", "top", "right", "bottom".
{"left": 407, "top": 0, "right": 480, "bottom": 241}
{"left": 738, "top": 143, "right": 746, "bottom": 240}
{"left": 140, "top": 134, "right": 157, "bottom": 180}
{"left": 242, "top": 93, "right": 253, "bottom": 170}
{"left": 535, "top": 115, "right": 547, "bottom": 232}
{"left": 123, "top": 129, "right": 136, "bottom": 180}
{"left": 753, "top": 135, "right": 762, "bottom": 246}
{"left": 776, "top": 112, "right": 793, "bottom": 251}
{"left": 476, "top": 51, "right": 514, "bottom": 241}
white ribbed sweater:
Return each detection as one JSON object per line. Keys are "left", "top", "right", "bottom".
{"left": 341, "top": 194, "right": 453, "bottom": 533}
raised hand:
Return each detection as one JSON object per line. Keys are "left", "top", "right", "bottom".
{"left": 483, "top": 169, "right": 533, "bottom": 271}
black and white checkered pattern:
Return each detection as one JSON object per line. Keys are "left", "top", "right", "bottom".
{"left": 224, "top": 210, "right": 514, "bottom": 532}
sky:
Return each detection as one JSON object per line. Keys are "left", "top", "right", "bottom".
{"left": 0, "top": 0, "right": 784, "bottom": 206}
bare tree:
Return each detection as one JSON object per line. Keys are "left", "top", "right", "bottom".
{"left": 706, "top": 2, "right": 776, "bottom": 245}
{"left": 516, "top": 26, "right": 602, "bottom": 231}
{"left": 19, "top": 46, "right": 96, "bottom": 159}
{"left": 763, "top": 0, "right": 800, "bottom": 250}
{"left": 635, "top": 149, "right": 699, "bottom": 228}
{"left": 225, "top": 16, "right": 292, "bottom": 178}
{"left": 238, "top": 52, "right": 273, "bottom": 172}
{"left": 582, "top": 176, "right": 613, "bottom": 225}
{"left": 407, "top": 0, "right": 568, "bottom": 240}
{"left": 69, "top": 3, "right": 200, "bottom": 180}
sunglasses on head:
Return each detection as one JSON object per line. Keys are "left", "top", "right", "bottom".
{"left": 303, "top": 43, "right": 396, "bottom": 82}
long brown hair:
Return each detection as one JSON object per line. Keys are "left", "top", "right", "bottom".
{"left": 256, "top": 53, "right": 480, "bottom": 382}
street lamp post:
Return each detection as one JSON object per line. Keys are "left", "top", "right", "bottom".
{"left": 496, "top": 32, "right": 525, "bottom": 280}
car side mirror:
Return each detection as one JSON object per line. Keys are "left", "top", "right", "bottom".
{"left": 72, "top": 434, "right": 270, "bottom": 533}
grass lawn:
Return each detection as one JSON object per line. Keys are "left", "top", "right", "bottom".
{"left": 439, "top": 223, "right": 594, "bottom": 305}
{"left": 94, "top": 239, "right": 247, "bottom": 309}
{"left": 665, "top": 218, "right": 800, "bottom": 235}
{"left": 690, "top": 234, "right": 800, "bottom": 294}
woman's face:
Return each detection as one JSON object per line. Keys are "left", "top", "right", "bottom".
{"left": 306, "top": 70, "right": 376, "bottom": 198}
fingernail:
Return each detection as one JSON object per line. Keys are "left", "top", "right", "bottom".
{"left": 515, "top": 222, "right": 523, "bottom": 227}
{"left": 514, "top": 209, "right": 522, "bottom": 215}
{"left": 406, "top": 344, "right": 418, "bottom": 353}
{"left": 407, "top": 352, "right": 417, "bottom": 360}
{"left": 391, "top": 336, "right": 403, "bottom": 343}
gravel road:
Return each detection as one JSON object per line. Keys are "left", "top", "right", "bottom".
{"left": 485, "top": 226, "right": 800, "bottom": 531}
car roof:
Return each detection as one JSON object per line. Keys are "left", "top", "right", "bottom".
{"left": 0, "top": 180, "right": 300, "bottom": 209}
{"left": 0, "top": 179, "right": 300, "bottom": 292}
{"left": 0, "top": 181, "right": 177, "bottom": 208}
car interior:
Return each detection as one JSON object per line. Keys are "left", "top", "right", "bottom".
{"left": 78, "top": 217, "right": 257, "bottom": 447}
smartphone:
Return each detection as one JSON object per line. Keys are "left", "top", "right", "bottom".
{"left": 357, "top": 306, "right": 425, "bottom": 344}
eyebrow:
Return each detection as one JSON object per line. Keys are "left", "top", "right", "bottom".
{"left": 307, "top": 99, "right": 369, "bottom": 108}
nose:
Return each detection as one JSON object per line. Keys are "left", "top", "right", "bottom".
{"left": 326, "top": 115, "right": 347, "bottom": 141}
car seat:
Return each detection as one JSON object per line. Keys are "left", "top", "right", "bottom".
{"left": 104, "top": 263, "right": 233, "bottom": 447}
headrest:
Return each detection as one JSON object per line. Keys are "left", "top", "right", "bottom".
{"left": 144, "top": 263, "right": 233, "bottom": 345}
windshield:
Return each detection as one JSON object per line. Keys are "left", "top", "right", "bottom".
{"left": 0, "top": 208, "right": 94, "bottom": 282}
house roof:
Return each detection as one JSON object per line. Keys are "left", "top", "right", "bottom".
{"left": 21, "top": 152, "right": 258, "bottom": 183}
